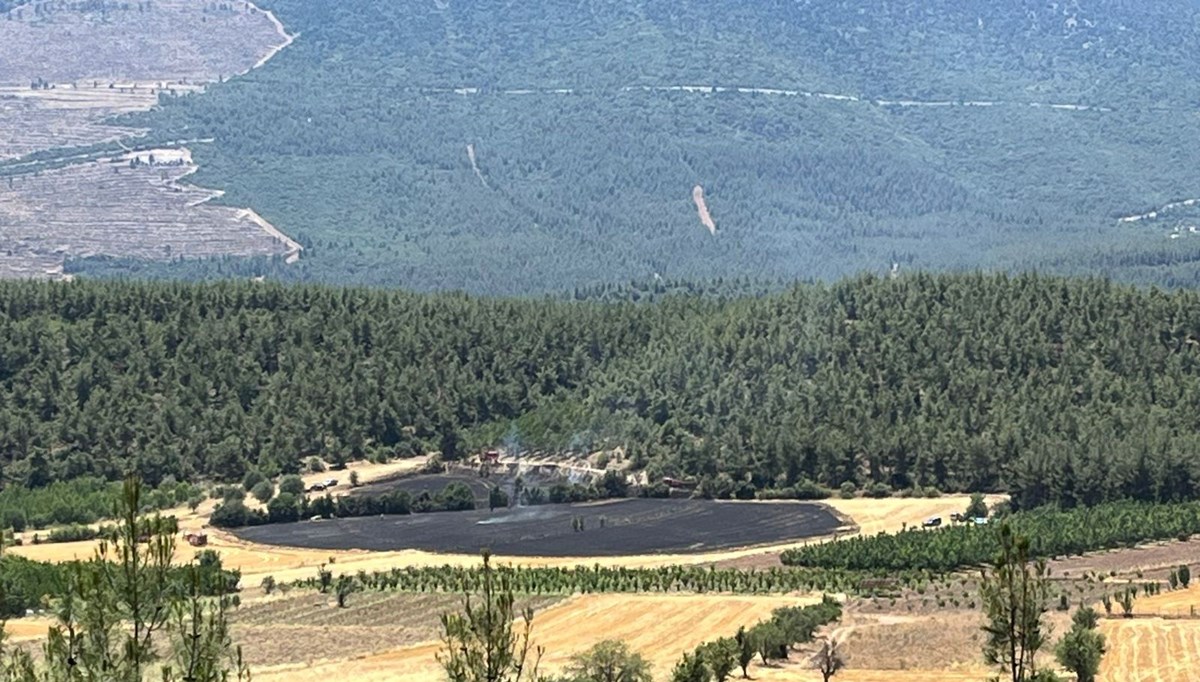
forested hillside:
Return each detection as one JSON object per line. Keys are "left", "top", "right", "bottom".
{"left": 29, "top": 0, "right": 1190, "bottom": 291}
{"left": 3, "top": 274, "right": 1200, "bottom": 509}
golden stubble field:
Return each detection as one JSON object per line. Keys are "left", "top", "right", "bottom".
{"left": 1099, "top": 618, "right": 1200, "bottom": 682}
{"left": 250, "top": 593, "right": 813, "bottom": 682}
{"left": 15, "top": 486, "right": 1183, "bottom": 681}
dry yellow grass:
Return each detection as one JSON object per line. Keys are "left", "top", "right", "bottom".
{"left": 1, "top": 618, "right": 56, "bottom": 643}
{"left": 251, "top": 593, "right": 811, "bottom": 682}
{"left": 296, "top": 458, "right": 427, "bottom": 492}
{"left": 1099, "top": 618, "right": 1200, "bottom": 682}
{"left": 831, "top": 612, "right": 987, "bottom": 671}
{"left": 821, "top": 495, "right": 1006, "bottom": 537}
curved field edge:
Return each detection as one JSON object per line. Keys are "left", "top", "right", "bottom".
{"left": 8, "top": 494, "right": 997, "bottom": 579}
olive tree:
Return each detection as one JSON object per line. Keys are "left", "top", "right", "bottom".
{"left": 1055, "top": 607, "right": 1105, "bottom": 682}
{"left": 564, "top": 640, "right": 652, "bottom": 682}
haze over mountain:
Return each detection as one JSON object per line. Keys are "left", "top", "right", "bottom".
{"left": 48, "top": 0, "right": 1200, "bottom": 291}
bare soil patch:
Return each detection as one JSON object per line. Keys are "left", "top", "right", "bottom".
{"left": 692, "top": 185, "right": 716, "bottom": 234}
{"left": 0, "top": 0, "right": 285, "bottom": 85}
{"left": 0, "top": 0, "right": 297, "bottom": 278}
{"left": 1048, "top": 538, "right": 1200, "bottom": 579}
{"left": 0, "top": 153, "right": 296, "bottom": 272}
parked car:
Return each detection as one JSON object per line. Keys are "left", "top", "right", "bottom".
{"left": 922, "top": 516, "right": 943, "bottom": 528}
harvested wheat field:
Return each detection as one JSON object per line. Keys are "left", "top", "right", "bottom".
{"left": 232, "top": 592, "right": 562, "bottom": 668}
{"left": 1, "top": 618, "right": 57, "bottom": 643}
{"left": 821, "top": 495, "right": 1006, "bottom": 537}
{"left": 252, "top": 593, "right": 810, "bottom": 682}
{"left": 1099, "top": 618, "right": 1200, "bottom": 682}
{"left": 832, "top": 612, "right": 985, "bottom": 671}
{"left": 1126, "top": 583, "right": 1200, "bottom": 618}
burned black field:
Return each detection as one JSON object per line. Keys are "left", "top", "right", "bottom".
{"left": 232, "top": 498, "right": 843, "bottom": 556}
{"left": 351, "top": 473, "right": 495, "bottom": 501}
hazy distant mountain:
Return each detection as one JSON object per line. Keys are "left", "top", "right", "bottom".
{"left": 110, "top": 0, "right": 1200, "bottom": 293}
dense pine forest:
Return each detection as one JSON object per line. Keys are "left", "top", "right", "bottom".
{"left": 2, "top": 273, "right": 1200, "bottom": 509}
{"left": 47, "top": 0, "right": 1195, "bottom": 290}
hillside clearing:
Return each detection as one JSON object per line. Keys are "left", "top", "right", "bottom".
{"left": 0, "top": 0, "right": 297, "bottom": 278}
{"left": 0, "top": 152, "right": 298, "bottom": 272}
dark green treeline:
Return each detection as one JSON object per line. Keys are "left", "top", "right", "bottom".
{"left": 2, "top": 273, "right": 1199, "bottom": 509}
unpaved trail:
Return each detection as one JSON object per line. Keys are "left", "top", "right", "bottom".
{"left": 246, "top": 1, "right": 297, "bottom": 73}
{"left": 1120, "top": 197, "right": 1200, "bottom": 223}
{"left": 428, "top": 83, "right": 1119, "bottom": 115}
{"left": 693, "top": 185, "right": 716, "bottom": 235}
{"left": 466, "top": 143, "right": 490, "bottom": 188}
{"left": 240, "top": 208, "right": 303, "bottom": 263}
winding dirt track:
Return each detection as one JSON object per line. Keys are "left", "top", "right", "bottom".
{"left": 693, "top": 185, "right": 716, "bottom": 235}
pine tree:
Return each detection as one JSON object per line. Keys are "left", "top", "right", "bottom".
{"left": 438, "top": 551, "right": 542, "bottom": 682}
{"left": 980, "top": 524, "right": 1052, "bottom": 682}
{"left": 1, "top": 477, "right": 248, "bottom": 681}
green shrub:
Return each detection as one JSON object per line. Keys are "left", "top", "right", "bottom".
{"left": 278, "top": 475, "right": 305, "bottom": 497}
{"left": 242, "top": 470, "right": 266, "bottom": 492}
{"left": 46, "top": 525, "right": 101, "bottom": 543}
{"left": 250, "top": 480, "right": 275, "bottom": 504}
{"left": 267, "top": 492, "right": 302, "bottom": 523}
{"left": 865, "top": 483, "right": 891, "bottom": 499}
{"left": 838, "top": 482, "right": 857, "bottom": 499}
{"left": 209, "top": 500, "right": 250, "bottom": 529}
